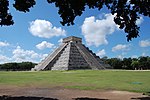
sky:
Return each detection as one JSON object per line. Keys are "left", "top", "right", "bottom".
{"left": 0, "top": 1, "right": 150, "bottom": 64}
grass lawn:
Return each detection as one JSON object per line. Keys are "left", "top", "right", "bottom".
{"left": 0, "top": 70, "right": 150, "bottom": 93}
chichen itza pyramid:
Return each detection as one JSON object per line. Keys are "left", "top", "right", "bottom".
{"left": 32, "top": 36, "right": 111, "bottom": 71}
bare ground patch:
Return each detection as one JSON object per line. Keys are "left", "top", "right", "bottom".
{"left": 0, "top": 86, "right": 149, "bottom": 100}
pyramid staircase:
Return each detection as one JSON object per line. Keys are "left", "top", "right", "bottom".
{"left": 32, "top": 36, "right": 110, "bottom": 71}
{"left": 32, "top": 43, "right": 67, "bottom": 71}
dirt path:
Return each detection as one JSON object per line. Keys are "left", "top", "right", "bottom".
{"left": 0, "top": 86, "right": 149, "bottom": 100}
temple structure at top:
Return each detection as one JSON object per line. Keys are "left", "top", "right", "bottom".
{"left": 32, "top": 36, "right": 111, "bottom": 71}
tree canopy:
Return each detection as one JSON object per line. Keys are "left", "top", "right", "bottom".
{"left": 0, "top": 62, "right": 36, "bottom": 71}
{"left": 102, "top": 56, "right": 150, "bottom": 70}
{"left": 0, "top": 0, "right": 150, "bottom": 41}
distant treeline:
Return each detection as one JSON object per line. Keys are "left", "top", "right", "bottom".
{"left": 0, "top": 62, "right": 37, "bottom": 71}
{"left": 0, "top": 56, "right": 150, "bottom": 71}
{"left": 102, "top": 56, "right": 150, "bottom": 70}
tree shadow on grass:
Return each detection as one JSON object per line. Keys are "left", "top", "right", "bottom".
{"left": 0, "top": 96, "right": 109, "bottom": 100}
{"left": 131, "top": 97, "right": 150, "bottom": 100}
{"left": 73, "top": 97, "right": 109, "bottom": 100}
{"left": 0, "top": 95, "right": 58, "bottom": 100}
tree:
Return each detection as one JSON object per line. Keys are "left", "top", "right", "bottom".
{"left": 107, "top": 58, "right": 122, "bottom": 69}
{"left": 0, "top": 0, "right": 150, "bottom": 41}
{"left": 0, "top": 62, "right": 36, "bottom": 71}
{"left": 0, "top": 0, "right": 35, "bottom": 26}
{"left": 131, "top": 60, "right": 139, "bottom": 70}
{"left": 101, "top": 56, "right": 108, "bottom": 63}
{"left": 122, "top": 58, "right": 132, "bottom": 69}
{"left": 138, "top": 56, "right": 150, "bottom": 70}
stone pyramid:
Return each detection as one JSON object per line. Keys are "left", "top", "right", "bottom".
{"left": 32, "top": 36, "right": 110, "bottom": 71}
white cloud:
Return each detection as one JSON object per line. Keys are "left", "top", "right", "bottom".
{"left": 96, "top": 49, "right": 106, "bottom": 57}
{"left": 131, "top": 55, "right": 138, "bottom": 58}
{"left": 112, "top": 44, "right": 130, "bottom": 52}
{"left": 117, "top": 55, "right": 124, "bottom": 59}
{"left": 142, "top": 52, "right": 146, "bottom": 56}
{"left": 136, "top": 16, "right": 144, "bottom": 25}
{"left": 0, "top": 43, "right": 49, "bottom": 64}
{"left": 58, "top": 38, "right": 63, "bottom": 43}
{"left": 81, "top": 13, "right": 118, "bottom": 47}
{"left": 139, "top": 40, "right": 150, "bottom": 47}
{"left": 0, "top": 41, "right": 10, "bottom": 47}
{"left": 36, "top": 41, "right": 54, "bottom": 50}
{"left": 0, "top": 55, "right": 11, "bottom": 64}
{"left": 41, "top": 54, "right": 48, "bottom": 60}
{"left": 29, "top": 19, "right": 66, "bottom": 38}
{"left": 12, "top": 46, "right": 46, "bottom": 63}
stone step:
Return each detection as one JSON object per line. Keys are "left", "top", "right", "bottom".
{"left": 76, "top": 44, "right": 105, "bottom": 69}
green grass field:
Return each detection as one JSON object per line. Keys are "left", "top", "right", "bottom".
{"left": 0, "top": 70, "right": 150, "bottom": 93}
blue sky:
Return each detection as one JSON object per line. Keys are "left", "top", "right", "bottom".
{"left": 0, "top": 1, "right": 150, "bottom": 64}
